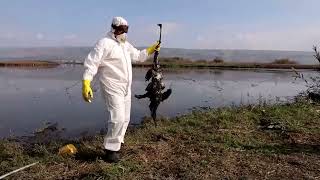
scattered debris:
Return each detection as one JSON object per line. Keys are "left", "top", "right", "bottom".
{"left": 258, "top": 110, "right": 286, "bottom": 131}
{"left": 58, "top": 144, "right": 78, "bottom": 156}
{"left": 0, "top": 162, "right": 39, "bottom": 179}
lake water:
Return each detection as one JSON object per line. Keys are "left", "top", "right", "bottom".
{"left": 0, "top": 65, "right": 314, "bottom": 137}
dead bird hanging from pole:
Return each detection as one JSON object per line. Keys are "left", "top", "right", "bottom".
{"left": 135, "top": 24, "right": 172, "bottom": 125}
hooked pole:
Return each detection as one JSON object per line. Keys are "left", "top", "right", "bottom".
{"left": 154, "top": 24, "right": 162, "bottom": 67}
{"left": 158, "top": 23, "right": 162, "bottom": 43}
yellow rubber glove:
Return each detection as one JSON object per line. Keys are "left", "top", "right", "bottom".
{"left": 82, "top": 80, "right": 93, "bottom": 103}
{"left": 146, "top": 41, "right": 161, "bottom": 55}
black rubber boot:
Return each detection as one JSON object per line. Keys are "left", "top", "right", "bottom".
{"left": 103, "top": 150, "right": 120, "bottom": 163}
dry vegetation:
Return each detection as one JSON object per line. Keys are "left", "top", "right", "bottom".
{"left": 272, "top": 58, "right": 298, "bottom": 64}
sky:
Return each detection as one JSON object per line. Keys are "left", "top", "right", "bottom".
{"left": 1, "top": 0, "right": 320, "bottom": 51}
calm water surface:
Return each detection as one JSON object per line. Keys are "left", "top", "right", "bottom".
{"left": 0, "top": 65, "right": 314, "bottom": 137}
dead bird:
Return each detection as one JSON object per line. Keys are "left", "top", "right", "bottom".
{"left": 135, "top": 24, "right": 172, "bottom": 125}
{"left": 135, "top": 64, "right": 172, "bottom": 125}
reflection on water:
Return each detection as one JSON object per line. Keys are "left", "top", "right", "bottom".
{"left": 0, "top": 66, "right": 313, "bottom": 137}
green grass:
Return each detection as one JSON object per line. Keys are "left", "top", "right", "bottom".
{"left": 1, "top": 101, "right": 320, "bottom": 179}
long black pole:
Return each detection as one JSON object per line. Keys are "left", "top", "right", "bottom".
{"left": 154, "top": 24, "right": 162, "bottom": 67}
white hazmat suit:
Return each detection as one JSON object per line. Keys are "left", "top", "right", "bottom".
{"left": 83, "top": 17, "right": 149, "bottom": 151}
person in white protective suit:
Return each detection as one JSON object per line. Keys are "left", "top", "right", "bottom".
{"left": 82, "top": 17, "right": 160, "bottom": 163}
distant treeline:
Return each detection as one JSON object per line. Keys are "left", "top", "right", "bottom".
{"left": 142, "top": 57, "right": 298, "bottom": 64}
{"left": 0, "top": 57, "right": 319, "bottom": 70}
{"left": 0, "top": 60, "right": 59, "bottom": 68}
{"left": 134, "top": 57, "right": 320, "bottom": 69}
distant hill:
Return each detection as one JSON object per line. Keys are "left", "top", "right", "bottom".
{"left": 0, "top": 47, "right": 317, "bottom": 64}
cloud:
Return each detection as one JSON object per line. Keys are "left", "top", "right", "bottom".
{"left": 196, "top": 35, "right": 204, "bottom": 41}
{"left": 161, "top": 22, "right": 181, "bottom": 35}
{"left": 36, "top": 33, "right": 44, "bottom": 40}
{"left": 140, "top": 22, "right": 182, "bottom": 37}
{"left": 0, "top": 21, "right": 319, "bottom": 51}
{"left": 64, "top": 34, "right": 77, "bottom": 40}
{"left": 6, "top": 33, "right": 14, "bottom": 39}
{"left": 235, "top": 27, "right": 320, "bottom": 51}
{"left": 1, "top": 32, "right": 14, "bottom": 39}
{"left": 191, "top": 24, "right": 320, "bottom": 51}
{"left": 129, "top": 21, "right": 183, "bottom": 47}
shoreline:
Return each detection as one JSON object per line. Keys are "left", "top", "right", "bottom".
{"left": 0, "top": 60, "right": 60, "bottom": 68}
{"left": 0, "top": 60, "right": 319, "bottom": 70}
{"left": 133, "top": 62, "right": 320, "bottom": 70}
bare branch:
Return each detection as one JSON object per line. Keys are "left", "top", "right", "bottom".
{"left": 291, "top": 67, "right": 308, "bottom": 84}
{"left": 313, "top": 45, "right": 320, "bottom": 63}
